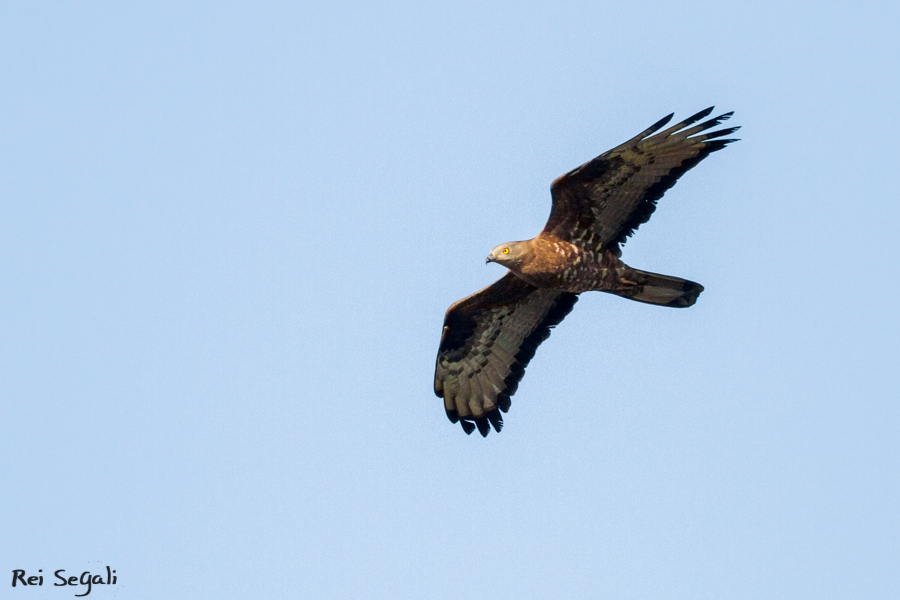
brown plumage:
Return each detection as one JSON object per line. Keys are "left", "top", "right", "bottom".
{"left": 434, "top": 107, "right": 739, "bottom": 436}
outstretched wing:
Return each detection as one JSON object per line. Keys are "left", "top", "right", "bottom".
{"left": 434, "top": 272, "right": 578, "bottom": 436}
{"left": 544, "top": 107, "right": 739, "bottom": 253}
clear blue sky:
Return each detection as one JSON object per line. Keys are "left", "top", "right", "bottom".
{"left": 2, "top": 1, "right": 898, "bottom": 598}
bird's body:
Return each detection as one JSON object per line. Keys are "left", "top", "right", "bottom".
{"left": 492, "top": 234, "right": 703, "bottom": 303}
{"left": 434, "top": 107, "right": 738, "bottom": 436}
{"left": 493, "top": 235, "right": 633, "bottom": 294}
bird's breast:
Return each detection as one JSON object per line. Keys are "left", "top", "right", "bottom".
{"left": 520, "top": 240, "right": 626, "bottom": 293}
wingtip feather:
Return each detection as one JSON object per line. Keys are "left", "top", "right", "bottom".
{"left": 701, "top": 126, "right": 740, "bottom": 141}
{"left": 691, "top": 106, "right": 715, "bottom": 122}
{"left": 647, "top": 112, "right": 674, "bottom": 135}
{"left": 487, "top": 410, "right": 504, "bottom": 433}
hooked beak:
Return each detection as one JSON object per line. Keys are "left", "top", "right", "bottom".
{"left": 485, "top": 256, "right": 493, "bottom": 264}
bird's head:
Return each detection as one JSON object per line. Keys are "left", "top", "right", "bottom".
{"left": 486, "top": 241, "right": 529, "bottom": 267}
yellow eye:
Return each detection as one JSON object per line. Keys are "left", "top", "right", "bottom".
{"left": 502, "top": 247, "right": 510, "bottom": 255}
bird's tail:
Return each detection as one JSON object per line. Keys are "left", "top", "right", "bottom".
{"left": 617, "top": 269, "right": 704, "bottom": 308}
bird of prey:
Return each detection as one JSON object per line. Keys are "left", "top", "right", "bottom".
{"left": 434, "top": 107, "right": 739, "bottom": 436}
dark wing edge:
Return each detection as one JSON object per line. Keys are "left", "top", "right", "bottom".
{"left": 545, "top": 107, "right": 740, "bottom": 251}
{"left": 434, "top": 272, "right": 578, "bottom": 437}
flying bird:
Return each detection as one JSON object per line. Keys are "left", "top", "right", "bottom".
{"left": 433, "top": 107, "right": 739, "bottom": 436}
